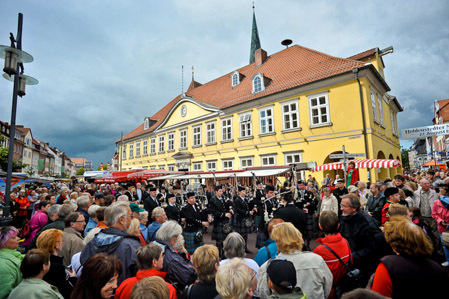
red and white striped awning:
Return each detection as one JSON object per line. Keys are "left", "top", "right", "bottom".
{"left": 312, "top": 159, "right": 402, "bottom": 172}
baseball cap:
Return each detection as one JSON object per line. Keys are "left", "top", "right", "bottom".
{"left": 129, "top": 203, "right": 145, "bottom": 213}
{"left": 267, "top": 259, "right": 297, "bottom": 290}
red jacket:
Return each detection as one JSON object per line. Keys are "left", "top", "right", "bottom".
{"left": 16, "top": 197, "right": 30, "bottom": 217}
{"left": 115, "top": 268, "right": 177, "bottom": 299}
{"left": 313, "top": 233, "right": 352, "bottom": 299}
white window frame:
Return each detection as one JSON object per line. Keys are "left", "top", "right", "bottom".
{"left": 252, "top": 74, "right": 264, "bottom": 93}
{"left": 284, "top": 152, "right": 302, "bottom": 165}
{"left": 150, "top": 138, "right": 156, "bottom": 155}
{"left": 391, "top": 109, "right": 398, "bottom": 136}
{"left": 370, "top": 89, "right": 379, "bottom": 123}
{"left": 159, "top": 135, "right": 165, "bottom": 153}
{"left": 158, "top": 165, "right": 165, "bottom": 170}
{"left": 222, "top": 159, "right": 234, "bottom": 170}
{"left": 231, "top": 72, "right": 240, "bottom": 86}
{"left": 222, "top": 117, "right": 233, "bottom": 141}
{"left": 193, "top": 162, "right": 202, "bottom": 172}
{"left": 142, "top": 140, "right": 148, "bottom": 156}
{"left": 282, "top": 100, "right": 300, "bottom": 131}
{"left": 122, "top": 145, "right": 127, "bottom": 160}
{"left": 207, "top": 161, "right": 217, "bottom": 172}
{"left": 239, "top": 112, "right": 252, "bottom": 138}
{"left": 150, "top": 165, "right": 156, "bottom": 170}
{"left": 193, "top": 125, "right": 201, "bottom": 147}
{"left": 144, "top": 118, "right": 149, "bottom": 130}
{"left": 261, "top": 155, "right": 276, "bottom": 166}
{"left": 180, "top": 129, "right": 187, "bottom": 149}
{"left": 136, "top": 141, "right": 141, "bottom": 157}
{"left": 378, "top": 95, "right": 385, "bottom": 126}
{"left": 129, "top": 144, "right": 134, "bottom": 159}
{"left": 308, "top": 92, "right": 331, "bottom": 127}
{"left": 259, "top": 106, "right": 274, "bottom": 134}
{"left": 240, "top": 157, "right": 254, "bottom": 168}
{"left": 168, "top": 164, "right": 175, "bottom": 171}
{"left": 168, "top": 132, "right": 175, "bottom": 151}
{"left": 206, "top": 121, "right": 216, "bottom": 144}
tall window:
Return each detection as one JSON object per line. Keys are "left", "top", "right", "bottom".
{"left": 253, "top": 75, "right": 262, "bottom": 93}
{"left": 222, "top": 117, "right": 233, "bottom": 141}
{"left": 129, "top": 144, "right": 134, "bottom": 159}
{"left": 122, "top": 145, "right": 127, "bottom": 160}
{"left": 168, "top": 133, "right": 174, "bottom": 151}
{"left": 284, "top": 152, "right": 302, "bottom": 165}
{"left": 193, "top": 162, "right": 202, "bottom": 172}
{"left": 150, "top": 138, "right": 156, "bottom": 154}
{"left": 309, "top": 92, "right": 330, "bottom": 126}
{"left": 168, "top": 164, "right": 175, "bottom": 171}
{"left": 378, "top": 95, "right": 384, "bottom": 126}
{"left": 239, "top": 112, "right": 252, "bottom": 138}
{"left": 207, "top": 161, "right": 217, "bottom": 171}
{"left": 136, "top": 141, "right": 141, "bottom": 157}
{"left": 222, "top": 159, "right": 234, "bottom": 170}
{"left": 180, "top": 129, "right": 187, "bottom": 149}
{"left": 282, "top": 100, "right": 299, "bottom": 130}
{"left": 261, "top": 155, "right": 276, "bottom": 166}
{"left": 144, "top": 118, "right": 149, "bottom": 130}
{"left": 371, "top": 89, "right": 379, "bottom": 122}
{"left": 206, "top": 122, "right": 216, "bottom": 144}
{"left": 240, "top": 157, "right": 253, "bottom": 168}
{"left": 232, "top": 72, "right": 240, "bottom": 86}
{"left": 193, "top": 125, "right": 201, "bottom": 146}
{"left": 391, "top": 110, "right": 398, "bottom": 136}
{"left": 259, "top": 106, "right": 274, "bottom": 134}
{"left": 159, "top": 135, "right": 165, "bottom": 153}
{"left": 143, "top": 140, "right": 148, "bottom": 156}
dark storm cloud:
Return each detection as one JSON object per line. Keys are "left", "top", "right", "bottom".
{"left": 0, "top": 0, "right": 447, "bottom": 167}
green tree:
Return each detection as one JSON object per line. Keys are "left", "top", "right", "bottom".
{"left": 401, "top": 147, "right": 410, "bottom": 169}
{"left": 26, "top": 166, "right": 36, "bottom": 177}
{"left": 0, "top": 146, "right": 27, "bottom": 172}
{"left": 103, "top": 164, "right": 108, "bottom": 170}
{"left": 76, "top": 167, "right": 85, "bottom": 175}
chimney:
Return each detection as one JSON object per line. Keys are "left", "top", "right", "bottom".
{"left": 255, "top": 48, "right": 267, "bottom": 66}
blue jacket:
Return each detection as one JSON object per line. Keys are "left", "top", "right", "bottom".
{"left": 84, "top": 218, "right": 98, "bottom": 236}
{"left": 254, "top": 239, "right": 278, "bottom": 266}
{"left": 147, "top": 221, "right": 162, "bottom": 242}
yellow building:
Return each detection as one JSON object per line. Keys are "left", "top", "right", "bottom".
{"left": 116, "top": 17, "right": 402, "bottom": 183}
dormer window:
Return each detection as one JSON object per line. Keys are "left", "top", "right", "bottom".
{"left": 144, "top": 118, "right": 149, "bottom": 130}
{"left": 231, "top": 71, "right": 241, "bottom": 87}
{"left": 253, "top": 74, "right": 263, "bottom": 93}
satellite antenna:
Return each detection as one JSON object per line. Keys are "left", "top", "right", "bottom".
{"left": 281, "top": 39, "right": 292, "bottom": 48}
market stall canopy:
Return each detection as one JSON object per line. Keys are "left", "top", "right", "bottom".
{"left": 422, "top": 160, "right": 446, "bottom": 167}
{"left": 312, "top": 159, "right": 402, "bottom": 172}
{"left": 235, "top": 166, "right": 291, "bottom": 177}
{"left": 127, "top": 169, "right": 183, "bottom": 180}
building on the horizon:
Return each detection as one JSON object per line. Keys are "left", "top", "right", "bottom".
{"left": 71, "top": 158, "right": 93, "bottom": 172}
{"left": 115, "top": 10, "right": 403, "bottom": 183}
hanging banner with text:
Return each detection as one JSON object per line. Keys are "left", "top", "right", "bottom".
{"left": 401, "top": 124, "right": 449, "bottom": 140}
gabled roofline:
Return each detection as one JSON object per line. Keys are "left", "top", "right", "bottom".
{"left": 154, "top": 96, "right": 221, "bottom": 131}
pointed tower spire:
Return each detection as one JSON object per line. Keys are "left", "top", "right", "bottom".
{"left": 249, "top": 3, "right": 261, "bottom": 64}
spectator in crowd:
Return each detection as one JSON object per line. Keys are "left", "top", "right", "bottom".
{"left": 357, "top": 181, "right": 370, "bottom": 199}
{"left": 321, "top": 174, "right": 332, "bottom": 187}
{"left": 349, "top": 185, "right": 367, "bottom": 210}
{"left": 173, "top": 234, "right": 191, "bottom": 263}
{"left": 371, "top": 216, "right": 449, "bottom": 298}
{"left": 8, "top": 249, "right": 63, "bottom": 299}
{"left": 95, "top": 207, "right": 108, "bottom": 229}
{"left": 267, "top": 259, "right": 306, "bottom": 299}
{"left": 80, "top": 201, "right": 140, "bottom": 285}
{"left": 56, "top": 187, "right": 70, "bottom": 204}
{"left": 366, "top": 183, "right": 385, "bottom": 225}
{"left": 148, "top": 207, "right": 168, "bottom": 242}
{"left": 115, "top": 244, "right": 176, "bottom": 299}
{"left": 61, "top": 212, "right": 86, "bottom": 267}
{"left": 257, "top": 222, "right": 333, "bottom": 299}
{"left": 254, "top": 218, "right": 284, "bottom": 266}
{"left": 346, "top": 161, "right": 359, "bottom": 188}
{"left": 333, "top": 179, "right": 348, "bottom": 217}
{"left": 153, "top": 220, "right": 197, "bottom": 292}
{"left": 386, "top": 203, "right": 410, "bottom": 221}
{"left": 339, "top": 194, "right": 377, "bottom": 286}
{"left": 314, "top": 211, "right": 351, "bottom": 299}
{"left": 94, "top": 192, "right": 105, "bottom": 206}
{"left": 138, "top": 211, "right": 149, "bottom": 243}
{"left": 84, "top": 204, "right": 100, "bottom": 236}
{"left": 71, "top": 254, "right": 122, "bottom": 299}
{"left": 15, "top": 189, "right": 30, "bottom": 227}
{"left": 320, "top": 187, "right": 339, "bottom": 215}
{"left": 75, "top": 196, "right": 90, "bottom": 228}
{"left": 0, "top": 226, "right": 23, "bottom": 299}
{"left": 381, "top": 187, "right": 401, "bottom": 225}
{"left": 22, "top": 200, "right": 50, "bottom": 247}
{"left": 431, "top": 183, "right": 449, "bottom": 266}
{"left": 128, "top": 218, "right": 147, "bottom": 246}
{"left": 36, "top": 229, "right": 76, "bottom": 298}
{"left": 130, "top": 276, "right": 170, "bottom": 299}
{"left": 220, "top": 232, "right": 259, "bottom": 275}
{"left": 273, "top": 192, "right": 306, "bottom": 235}
{"left": 216, "top": 258, "right": 257, "bottom": 299}
{"left": 187, "top": 244, "right": 220, "bottom": 299}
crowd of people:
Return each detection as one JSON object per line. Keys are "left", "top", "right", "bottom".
{"left": 0, "top": 168, "right": 449, "bottom": 298}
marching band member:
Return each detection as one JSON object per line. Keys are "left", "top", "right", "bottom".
{"left": 182, "top": 192, "right": 209, "bottom": 254}
{"left": 255, "top": 185, "right": 275, "bottom": 248}
{"left": 209, "top": 186, "right": 233, "bottom": 258}
{"left": 143, "top": 187, "right": 160, "bottom": 223}
{"left": 254, "top": 181, "right": 265, "bottom": 231}
{"left": 233, "top": 186, "right": 256, "bottom": 253}
{"left": 164, "top": 193, "right": 181, "bottom": 223}
{"left": 296, "top": 180, "right": 317, "bottom": 250}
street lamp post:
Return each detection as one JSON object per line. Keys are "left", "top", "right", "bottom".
{"left": 0, "top": 13, "right": 38, "bottom": 226}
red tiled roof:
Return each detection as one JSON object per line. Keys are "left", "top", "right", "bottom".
{"left": 346, "top": 48, "right": 377, "bottom": 61}
{"left": 119, "top": 45, "right": 366, "bottom": 142}
{"left": 71, "top": 158, "right": 87, "bottom": 164}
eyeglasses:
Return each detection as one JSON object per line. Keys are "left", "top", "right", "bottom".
{"left": 74, "top": 220, "right": 86, "bottom": 223}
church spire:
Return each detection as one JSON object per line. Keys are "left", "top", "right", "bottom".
{"left": 249, "top": 3, "right": 261, "bottom": 64}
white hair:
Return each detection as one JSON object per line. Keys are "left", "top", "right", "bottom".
{"left": 87, "top": 204, "right": 101, "bottom": 218}
{"left": 117, "top": 195, "right": 129, "bottom": 202}
{"left": 76, "top": 195, "right": 90, "bottom": 208}
{"left": 105, "top": 201, "right": 129, "bottom": 226}
{"left": 156, "top": 220, "right": 182, "bottom": 242}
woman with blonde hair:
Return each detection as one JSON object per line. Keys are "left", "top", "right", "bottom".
{"left": 216, "top": 258, "right": 256, "bottom": 299}
{"left": 127, "top": 218, "right": 146, "bottom": 246}
{"left": 371, "top": 216, "right": 449, "bottom": 298}
{"left": 186, "top": 244, "right": 220, "bottom": 298}
{"left": 130, "top": 276, "right": 169, "bottom": 299}
{"left": 37, "top": 229, "right": 77, "bottom": 298}
{"left": 257, "top": 222, "right": 333, "bottom": 299}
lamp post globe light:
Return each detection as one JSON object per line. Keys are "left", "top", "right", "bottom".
{"left": 0, "top": 13, "right": 38, "bottom": 226}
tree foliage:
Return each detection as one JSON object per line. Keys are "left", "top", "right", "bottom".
{"left": 76, "top": 167, "right": 85, "bottom": 175}
{"left": 401, "top": 148, "right": 410, "bottom": 169}
{"left": 0, "top": 146, "right": 27, "bottom": 172}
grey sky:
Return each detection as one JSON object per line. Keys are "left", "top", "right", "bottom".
{"left": 0, "top": 0, "right": 448, "bottom": 168}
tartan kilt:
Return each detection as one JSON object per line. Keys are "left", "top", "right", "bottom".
{"left": 212, "top": 222, "right": 230, "bottom": 242}
{"left": 255, "top": 229, "right": 267, "bottom": 249}
{"left": 305, "top": 213, "right": 314, "bottom": 235}
{"left": 183, "top": 231, "right": 203, "bottom": 255}
{"left": 255, "top": 215, "right": 262, "bottom": 228}
{"left": 234, "top": 217, "right": 252, "bottom": 235}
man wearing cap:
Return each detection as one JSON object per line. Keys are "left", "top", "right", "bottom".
{"left": 164, "top": 193, "right": 181, "bottom": 223}
{"left": 267, "top": 259, "right": 306, "bottom": 299}
{"left": 233, "top": 186, "right": 256, "bottom": 253}
{"left": 253, "top": 181, "right": 265, "bottom": 230}
{"left": 274, "top": 191, "right": 306, "bottom": 237}
{"left": 209, "top": 186, "right": 233, "bottom": 257}
{"left": 182, "top": 192, "right": 209, "bottom": 254}
{"left": 296, "top": 180, "right": 317, "bottom": 250}
{"left": 94, "top": 192, "right": 105, "bottom": 206}
{"left": 333, "top": 179, "right": 348, "bottom": 217}
{"left": 256, "top": 185, "right": 275, "bottom": 248}
{"left": 129, "top": 202, "right": 145, "bottom": 219}
{"left": 381, "top": 187, "right": 402, "bottom": 225}
{"left": 143, "top": 186, "right": 160, "bottom": 222}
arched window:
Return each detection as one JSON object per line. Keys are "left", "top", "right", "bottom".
{"left": 253, "top": 75, "right": 262, "bottom": 93}
{"left": 144, "top": 118, "right": 149, "bottom": 130}
{"left": 231, "top": 72, "right": 240, "bottom": 86}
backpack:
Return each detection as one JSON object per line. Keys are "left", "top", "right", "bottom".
{"left": 322, "top": 240, "right": 365, "bottom": 299}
